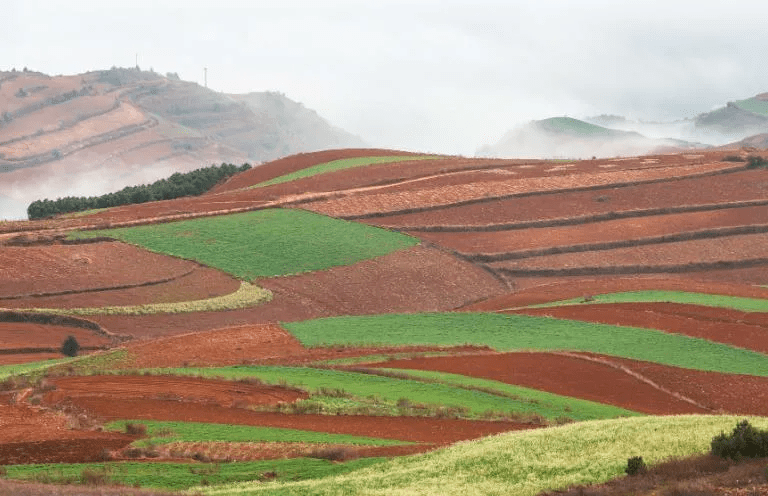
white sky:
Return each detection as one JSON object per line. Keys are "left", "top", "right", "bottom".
{"left": 5, "top": 0, "right": 768, "bottom": 155}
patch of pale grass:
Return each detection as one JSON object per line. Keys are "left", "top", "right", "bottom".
{"left": 191, "top": 415, "right": 768, "bottom": 496}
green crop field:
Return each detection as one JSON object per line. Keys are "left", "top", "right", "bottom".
{"left": 537, "top": 117, "right": 617, "bottom": 136}
{"left": 284, "top": 313, "right": 768, "bottom": 376}
{"left": 252, "top": 155, "right": 441, "bottom": 188}
{"left": 734, "top": 97, "right": 768, "bottom": 116}
{"left": 0, "top": 358, "right": 72, "bottom": 380}
{"left": 527, "top": 290, "right": 768, "bottom": 312}
{"left": 69, "top": 209, "right": 417, "bottom": 278}
{"left": 1, "top": 458, "right": 385, "bottom": 491}
{"left": 105, "top": 420, "right": 406, "bottom": 447}
{"left": 377, "top": 368, "right": 638, "bottom": 421}
{"left": 193, "top": 415, "right": 768, "bottom": 496}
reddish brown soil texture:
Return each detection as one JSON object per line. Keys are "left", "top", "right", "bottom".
{"left": 372, "top": 352, "right": 708, "bottom": 415}
{"left": 413, "top": 205, "right": 768, "bottom": 254}
{"left": 0, "top": 322, "right": 111, "bottom": 350}
{"left": 92, "top": 245, "right": 506, "bottom": 338}
{"left": 50, "top": 397, "right": 538, "bottom": 445}
{"left": 515, "top": 303, "right": 768, "bottom": 354}
{"left": 45, "top": 375, "right": 307, "bottom": 408}
{"left": 489, "top": 232, "right": 768, "bottom": 271}
{"left": 465, "top": 274, "right": 768, "bottom": 309}
{"left": 373, "top": 167, "right": 768, "bottom": 228}
{"left": 7, "top": 266, "right": 239, "bottom": 309}
{"left": 304, "top": 162, "right": 735, "bottom": 218}
{"left": 0, "top": 438, "right": 134, "bottom": 465}
{"left": 0, "top": 242, "right": 196, "bottom": 298}
{"left": 0, "top": 353, "right": 62, "bottom": 365}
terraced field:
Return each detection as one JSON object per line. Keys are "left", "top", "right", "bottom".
{"left": 2, "top": 148, "right": 768, "bottom": 495}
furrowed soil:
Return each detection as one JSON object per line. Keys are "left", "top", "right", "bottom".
{"left": 0, "top": 322, "right": 111, "bottom": 351}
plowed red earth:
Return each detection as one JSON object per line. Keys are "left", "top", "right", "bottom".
{"left": 372, "top": 167, "right": 768, "bottom": 228}
{"left": 44, "top": 375, "right": 308, "bottom": 407}
{"left": 369, "top": 352, "right": 707, "bottom": 415}
{"left": 514, "top": 303, "right": 768, "bottom": 354}
{"left": 490, "top": 232, "right": 768, "bottom": 271}
{"left": 7, "top": 266, "right": 239, "bottom": 309}
{"left": 91, "top": 245, "right": 506, "bottom": 338}
{"left": 0, "top": 242, "right": 196, "bottom": 298}
{"left": 412, "top": 204, "right": 768, "bottom": 254}
{"left": 46, "top": 396, "right": 537, "bottom": 445}
{"left": 0, "top": 353, "right": 62, "bottom": 365}
{"left": 0, "top": 403, "right": 134, "bottom": 464}
{"left": 465, "top": 274, "right": 768, "bottom": 309}
{"left": 0, "top": 322, "right": 110, "bottom": 350}
{"left": 305, "top": 162, "right": 736, "bottom": 218}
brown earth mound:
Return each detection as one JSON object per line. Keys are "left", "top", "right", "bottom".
{"left": 514, "top": 303, "right": 768, "bottom": 354}
{"left": 44, "top": 375, "right": 307, "bottom": 408}
{"left": 370, "top": 352, "right": 709, "bottom": 415}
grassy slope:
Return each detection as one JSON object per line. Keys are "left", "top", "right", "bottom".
{"left": 734, "top": 97, "right": 768, "bottom": 116}
{"left": 0, "top": 358, "right": 73, "bottom": 380}
{"left": 283, "top": 313, "right": 768, "bottom": 376}
{"left": 537, "top": 117, "right": 617, "bottom": 137}
{"left": 194, "top": 415, "right": 768, "bottom": 496}
{"left": 253, "top": 155, "right": 440, "bottom": 188}
{"left": 105, "top": 420, "right": 407, "bottom": 447}
{"left": 527, "top": 290, "right": 768, "bottom": 312}
{"left": 70, "top": 209, "right": 417, "bottom": 279}
{"left": 2, "top": 458, "right": 385, "bottom": 491}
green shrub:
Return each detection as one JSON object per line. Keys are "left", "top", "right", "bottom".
{"left": 625, "top": 455, "right": 647, "bottom": 476}
{"left": 746, "top": 155, "right": 768, "bottom": 169}
{"left": 60, "top": 335, "right": 80, "bottom": 357}
{"left": 711, "top": 420, "right": 768, "bottom": 460}
{"left": 722, "top": 154, "right": 746, "bottom": 162}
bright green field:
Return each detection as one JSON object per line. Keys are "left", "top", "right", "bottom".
{"left": 1, "top": 458, "right": 385, "bottom": 491}
{"left": 537, "top": 117, "right": 616, "bottom": 136}
{"left": 734, "top": 97, "right": 768, "bottom": 116}
{"left": 284, "top": 313, "right": 768, "bottom": 376}
{"left": 193, "top": 415, "right": 768, "bottom": 496}
{"left": 105, "top": 420, "right": 406, "bottom": 447}
{"left": 377, "top": 368, "right": 637, "bottom": 421}
{"left": 252, "top": 155, "right": 440, "bottom": 188}
{"left": 528, "top": 290, "right": 768, "bottom": 312}
{"left": 0, "top": 358, "right": 72, "bottom": 380}
{"left": 69, "top": 209, "right": 417, "bottom": 278}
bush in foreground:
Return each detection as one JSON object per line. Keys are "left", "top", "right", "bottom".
{"left": 60, "top": 336, "right": 80, "bottom": 357}
{"left": 711, "top": 419, "right": 768, "bottom": 460}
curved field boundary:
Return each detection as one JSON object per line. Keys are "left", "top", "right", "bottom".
{"left": 490, "top": 257, "right": 768, "bottom": 278}
{"left": 527, "top": 291, "right": 768, "bottom": 312}
{"left": 13, "top": 281, "right": 271, "bottom": 316}
{"left": 193, "top": 415, "right": 768, "bottom": 496}
{"left": 0, "top": 268, "right": 196, "bottom": 301}
{"left": 250, "top": 155, "right": 442, "bottom": 189}
{"left": 0, "top": 310, "right": 104, "bottom": 332}
{"left": 465, "top": 223, "right": 768, "bottom": 262}
{"left": 334, "top": 163, "right": 746, "bottom": 221}
{"left": 284, "top": 312, "right": 768, "bottom": 376}
{"left": 397, "top": 198, "right": 768, "bottom": 232}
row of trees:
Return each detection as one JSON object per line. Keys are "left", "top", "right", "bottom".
{"left": 27, "top": 162, "right": 251, "bottom": 220}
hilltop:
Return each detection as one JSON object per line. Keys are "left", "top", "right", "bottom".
{"left": 0, "top": 67, "right": 364, "bottom": 219}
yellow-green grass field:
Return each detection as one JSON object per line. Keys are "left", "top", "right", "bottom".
{"left": 526, "top": 290, "right": 768, "bottom": 312}
{"left": 192, "top": 415, "right": 768, "bottom": 496}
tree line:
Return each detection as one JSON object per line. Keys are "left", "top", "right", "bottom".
{"left": 27, "top": 162, "right": 251, "bottom": 220}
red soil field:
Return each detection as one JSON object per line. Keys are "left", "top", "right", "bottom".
{"left": 514, "top": 303, "right": 768, "bottom": 354}
{"left": 90, "top": 245, "right": 506, "bottom": 339}
{"left": 49, "top": 396, "right": 538, "bottom": 445}
{"left": 6, "top": 265, "right": 239, "bottom": 310}
{"left": 370, "top": 352, "right": 707, "bottom": 415}
{"left": 489, "top": 232, "right": 768, "bottom": 272}
{"left": 0, "top": 242, "right": 196, "bottom": 298}
{"left": 44, "top": 375, "right": 308, "bottom": 408}
{"left": 0, "top": 322, "right": 111, "bottom": 350}
{"left": 0, "top": 353, "right": 62, "bottom": 365}
{"left": 372, "top": 168, "right": 768, "bottom": 228}
{"left": 411, "top": 205, "right": 768, "bottom": 254}
{"left": 304, "top": 162, "right": 737, "bottom": 218}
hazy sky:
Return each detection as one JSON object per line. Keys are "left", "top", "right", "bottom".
{"left": 5, "top": 0, "right": 768, "bottom": 155}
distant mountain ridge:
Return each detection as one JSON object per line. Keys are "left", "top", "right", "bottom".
{"left": 0, "top": 67, "right": 365, "bottom": 219}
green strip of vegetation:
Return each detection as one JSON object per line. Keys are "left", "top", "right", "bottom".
{"left": 1, "top": 458, "right": 385, "bottom": 491}
{"left": 0, "top": 358, "right": 73, "bottom": 380}
{"left": 284, "top": 313, "right": 768, "bottom": 376}
{"left": 734, "top": 97, "right": 768, "bottom": 116}
{"left": 526, "top": 290, "right": 768, "bottom": 312}
{"left": 192, "top": 415, "right": 768, "bottom": 496}
{"left": 105, "top": 420, "right": 406, "bottom": 447}
{"left": 142, "top": 365, "right": 634, "bottom": 421}
{"left": 252, "top": 155, "right": 440, "bottom": 188}
{"left": 69, "top": 209, "right": 418, "bottom": 279}
{"left": 376, "top": 368, "right": 638, "bottom": 421}
{"left": 14, "top": 281, "right": 271, "bottom": 316}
